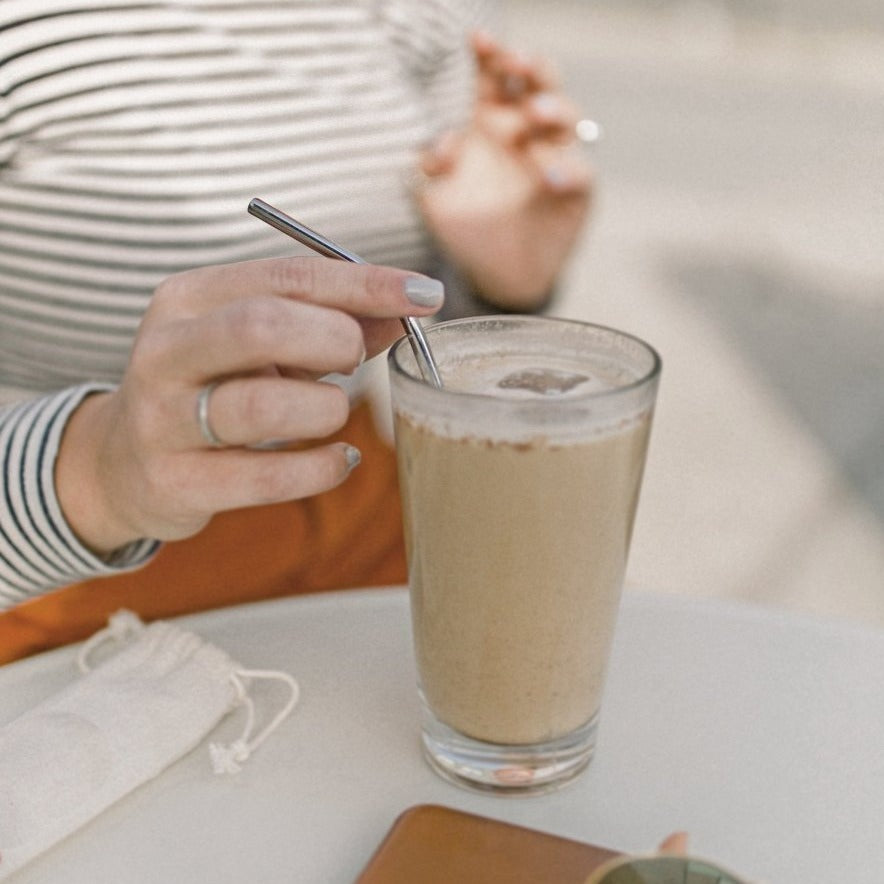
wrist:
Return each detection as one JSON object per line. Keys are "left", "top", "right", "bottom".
{"left": 55, "top": 390, "right": 139, "bottom": 556}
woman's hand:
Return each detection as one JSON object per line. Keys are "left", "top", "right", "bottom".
{"left": 55, "top": 257, "right": 443, "bottom": 555}
{"left": 416, "top": 31, "right": 593, "bottom": 310}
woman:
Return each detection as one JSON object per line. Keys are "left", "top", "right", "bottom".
{"left": 0, "top": 1, "right": 591, "bottom": 661}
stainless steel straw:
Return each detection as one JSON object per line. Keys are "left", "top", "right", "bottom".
{"left": 248, "top": 198, "right": 443, "bottom": 387}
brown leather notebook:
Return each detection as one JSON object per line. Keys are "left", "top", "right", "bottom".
{"left": 355, "top": 804, "right": 620, "bottom": 883}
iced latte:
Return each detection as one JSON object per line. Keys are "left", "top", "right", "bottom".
{"left": 388, "top": 317, "right": 660, "bottom": 793}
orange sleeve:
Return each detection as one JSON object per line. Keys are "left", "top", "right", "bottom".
{"left": 0, "top": 401, "right": 405, "bottom": 664}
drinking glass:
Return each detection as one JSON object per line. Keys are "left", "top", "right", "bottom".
{"left": 388, "top": 316, "right": 660, "bottom": 794}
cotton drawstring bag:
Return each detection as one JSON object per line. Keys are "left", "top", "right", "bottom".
{"left": 0, "top": 610, "right": 298, "bottom": 879}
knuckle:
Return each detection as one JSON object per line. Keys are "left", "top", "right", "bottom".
{"left": 314, "top": 310, "right": 364, "bottom": 368}
{"left": 129, "top": 323, "right": 174, "bottom": 377}
{"left": 243, "top": 451, "right": 298, "bottom": 504}
{"left": 150, "top": 275, "right": 178, "bottom": 310}
{"left": 362, "top": 263, "right": 395, "bottom": 305}
{"left": 310, "top": 447, "right": 345, "bottom": 491}
{"left": 238, "top": 382, "right": 274, "bottom": 431}
{"left": 333, "top": 313, "right": 365, "bottom": 366}
{"left": 250, "top": 463, "right": 287, "bottom": 504}
{"left": 271, "top": 256, "right": 318, "bottom": 296}
{"left": 229, "top": 296, "right": 286, "bottom": 350}
{"left": 150, "top": 270, "right": 192, "bottom": 315}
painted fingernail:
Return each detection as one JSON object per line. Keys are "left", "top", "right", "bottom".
{"left": 544, "top": 165, "right": 570, "bottom": 189}
{"left": 404, "top": 276, "right": 444, "bottom": 308}
{"left": 342, "top": 444, "right": 361, "bottom": 473}
{"left": 531, "top": 92, "right": 561, "bottom": 119}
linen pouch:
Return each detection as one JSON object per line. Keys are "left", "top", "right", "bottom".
{"left": 0, "top": 610, "right": 298, "bottom": 879}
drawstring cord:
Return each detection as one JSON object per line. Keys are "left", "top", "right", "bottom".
{"left": 77, "top": 609, "right": 144, "bottom": 673}
{"left": 209, "top": 669, "right": 300, "bottom": 775}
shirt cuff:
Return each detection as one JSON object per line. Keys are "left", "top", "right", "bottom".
{"left": 0, "top": 384, "right": 160, "bottom": 608}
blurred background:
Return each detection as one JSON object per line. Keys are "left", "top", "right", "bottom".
{"left": 500, "top": 0, "right": 884, "bottom": 626}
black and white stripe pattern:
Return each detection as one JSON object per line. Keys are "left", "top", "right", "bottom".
{"left": 0, "top": 0, "right": 494, "bottom": 605}
{"left": 0, "top": 384, "right": 159, "bottom": 604}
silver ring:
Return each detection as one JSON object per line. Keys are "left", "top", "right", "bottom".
{"left": 196, "top": 381, "right": 225, "bottom": 448}
{"left": 575, "top": 118, "right": 602, "bottom": 145}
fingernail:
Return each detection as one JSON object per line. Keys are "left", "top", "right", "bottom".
{"left": 404, "top": 276, "right": 444, "bottom": 308}
{"left": 531, "top": 92, "right": 561, "bottom": 119}
{"left": 544, "top": 160, "right": 583, "bottom": 192}
{"left": 544, "top": 165, "right": 569, "bottom": 190}
{"left": 342, "top": 444, "right": 361, "bottom": 473}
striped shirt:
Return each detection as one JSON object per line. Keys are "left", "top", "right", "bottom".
{"left": 0, "top": 0, "right": 493, "bottom": 606}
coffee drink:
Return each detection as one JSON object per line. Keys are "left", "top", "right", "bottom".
{"left": 388, "top": 317, "right": 659, "bottom": 792}
{"left": 395, "top": 409, "right": 651, "bottom": 745}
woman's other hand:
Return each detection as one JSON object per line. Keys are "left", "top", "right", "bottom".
{"left": 416, "top": 30, "right": 593, "bottom": 311}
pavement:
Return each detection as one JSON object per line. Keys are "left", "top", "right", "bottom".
{"left": 502, "top": 0, "right": 884, "bottom": 626}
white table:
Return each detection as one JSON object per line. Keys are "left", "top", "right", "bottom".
{"left": 2, "top": 588, "right": 883, "bottom": 883}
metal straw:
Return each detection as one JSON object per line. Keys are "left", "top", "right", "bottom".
{"left": 248, "top": 198, "right": 443, "bottom": 387}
